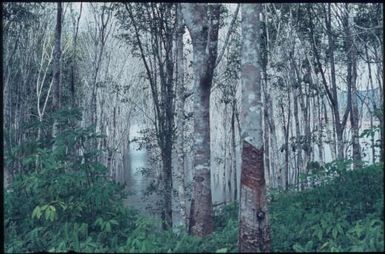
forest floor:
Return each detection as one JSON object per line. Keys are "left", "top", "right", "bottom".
{"left": 5, "top": 161, "right": 383, "bottom": 252}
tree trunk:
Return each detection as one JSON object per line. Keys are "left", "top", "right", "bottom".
{"left": 344, "top": 4, "right": 361, "bottom": 165}
{"left": 70, "top": 3, "right": 82, "bottom": 108}
{"left": 266, "top": 93, "right": 279, "bottom": 189}
{"left": 181, "top": 3, "right": 220, "bottom": 237}
{"left": 281, "top": 92, "right": 291, "bottom": 191}
{"left": 263, "top": 96, "right": 270, "bottom": 187}
{"left": 239, "top": 4, "right": 270, "bottom": 252}
{"left": 366, "top": 44, "right": 377, "bottom": 163}
{"left": 262, "top": 44, "right": 271, "bottom": 188}
{"left": 173, "top": 3, "right": 188, "bottom": 231}
{"left": 308, "top": 4, "right": 351, "bottom": 161}
{"left": 293, "top": 85, "right": 302, "bottom": 185}
{"left": 317, "top": 94, "right": 325, "bottom": 165}
{"left": 372, "top": 44, "right": 384, "bottom": 162}
{"left": 52, "top": 2, "right": 62, "bottom": 141}
{"left": 125, "top": 3, "right": 176, "bottom": 230}
{"left": 230, "top": 102, "right": 238, "bottom": 201}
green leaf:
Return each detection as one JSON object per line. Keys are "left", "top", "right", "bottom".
{"left": 32, "top": 206, "right": 41, "bottom": 219}
{"left": 216, "top": 248, "right": 228, "bottom": 253}
{"left": 332, "top": 228, "right": 338, "bottom": 239}
{"left": 45, "top": 208, "right": 51, "bottom": 221}
{"left": 293, "top": 243, "right": 305, "bottom": 252}
{"left": 105, "top": 221, "right": 111, "bottom": 232}
{"left": 336, "top": 223, "right": 343, "bottom": 234}
{"left": 109, "top": 219, "right": 119, "bottom": 225}
{"left": 319, "top": 242, "right": 329, "bottom": 251}
{"left": 95, "top": 217, "right": 103, "bottom": 226}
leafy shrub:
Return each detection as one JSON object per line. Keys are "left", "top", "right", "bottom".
{"left": 5, "top": 107, "right": 239, "bottom": 253}
{"left": 5, "top": 108, "right": 138, "bottom": 253}
{"left": 119, "top": 203, "right": 239, "bottom": 253}
{"left": 270, "top": 161, "right": 384, "bottom": 252}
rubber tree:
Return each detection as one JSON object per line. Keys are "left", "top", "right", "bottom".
{"left": 122, "top": 2, "right": 177, "bottom": 230}
{"left": 181, "top": 3, "right": 220, "bottom": 237}
{"left": 52, "top": 2, "right": 62, "bottom": 140}
{"left": 173, "top": 3, "right": 188, "bottom": 231}
{"left": 238, "top": 4, "right": 271, "bottom": 252}
{"left": 342, "top": 3, "right": 362, "bottom": 165}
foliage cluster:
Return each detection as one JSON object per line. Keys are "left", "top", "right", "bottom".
{"left": 270, "top": 160, "right": 384, "bottom": 252}
{"left": 5, "top": 108, "right": 138, "bottom": 252}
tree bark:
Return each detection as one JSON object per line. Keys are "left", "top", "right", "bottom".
{"left": 70, "top": 3, "right": 82, "bottom": 108}
{"left": 230, "top": 101, "right": 238, "bottom": 201}
{"left": 239, "top": 4, "right": 270, "bottom": 252}
{"left": 343, "top": 3, "right": 361, "bottom": 165}
{"left": 172, "top": 3, "right": 188, "bottom": 232}
{"left": 181, "top": 3, "right": 220, "bottom": 237}
{"left": 52, "top": 2, "right": 62, "bottom": 141}
{"left": 365, "top": 44, "right": 377, "bottom": 163}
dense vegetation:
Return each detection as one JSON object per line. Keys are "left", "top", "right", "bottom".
{"left": 270, "top": 161, "right": 384, "bottom": 252}
{"left": 3, "top": 2, "right": 383, "bottom": 252}
{"left": 5, "top": 111, "right": 383, "bottom": 252}
{"left": 4, "top": 109, "right": 239, "bottom": 253}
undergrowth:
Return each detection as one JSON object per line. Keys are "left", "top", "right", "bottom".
{"left": 270, "top": 161, "right": 384, "bottom": 252}
{"left": 4, "top": 108, "right": 383, "bottom": 252}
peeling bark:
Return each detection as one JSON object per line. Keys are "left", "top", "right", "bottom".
{"left": 239, "top": 142, "right": 270, "bottom": 252}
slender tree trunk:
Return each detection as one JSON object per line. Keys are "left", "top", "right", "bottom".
{"left": 230, "top": 101, "right": 238, "bottom": 201}
{"left": 70, "top": 3, "right": 82, "bottom": 108}
{"left": 309, "top": 4, "right": 350, "bottom": 161}
{"left": 239, "top": 4, "right": 270, "bottom": 252}
{"left": 173, "top": 3, "right": 188, "bottom": 231}
{"left": 317, "top": 94, "right": 325, "bottom": 165}
{"left": 326, "top": 4, "right": 344, "bottom": 161}
{"left": 281, "top": 93, "right": 291, "bottom": 191}
{"left": 223, "top": 103, "right": 230, "bottom": 203}
{"left": 263, "top": 96, "right": 270, "bottom": 187}
{"left": 344, "top": 4, "right": 361, "bottom": 165}
{"left": 293, "top": 87, "right": 302, "bottom": 185}
{"left": 52, "top": 2, "right": 62, "bottom": 141}
{"left": 262, "top": 51, "right": 271, "bottom": 188}
{"left": 372, "top": 45, "right": 384, "bottom": 162}
{"left": 366, "top": 45, "right": 377, "bottom": 163}
{"left": 266, "top": 93, "right": 279, "bottom": 189}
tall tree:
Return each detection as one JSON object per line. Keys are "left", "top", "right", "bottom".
{"left": 52, "top": 2, "right": 62, "bottom": 140}
{"left": 181, "top": 3, "right": 220, "bottom": 236}
{"left": 117, "top": 2, "right": 177, "bottom": 229}
{"left": 173, "top": 3, "right": 188, "bottom": 231}
{"left": 239, "top": 4, "right": 271, "bottom": 252}
{"left": 69, "top": 2, "right": 82, "bottom": 108}
{"left": 308, "top": 3, "right": 351, "bottom": 160}
{"left": 342, "top": 3, "right": 362, "bottom": 165}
